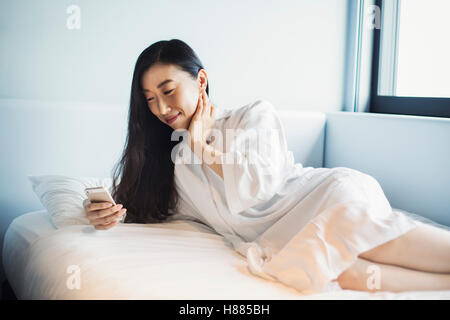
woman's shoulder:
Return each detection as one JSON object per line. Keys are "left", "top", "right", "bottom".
{"left": 219, "top": 99, "right": 277, "bottom": 124}
{"left": 233, "top": 98, "right": 275, "bottom": 113}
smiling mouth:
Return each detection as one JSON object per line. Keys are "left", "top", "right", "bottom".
{"left": 166, "top": 112, "right": 181, "bottom": 124}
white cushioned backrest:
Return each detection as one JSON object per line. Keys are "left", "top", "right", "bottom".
{"left": 277, "top": 109, "right": 326, "bottom": 169}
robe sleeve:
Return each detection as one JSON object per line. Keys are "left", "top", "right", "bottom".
{"left": 220, "top": 99, "right": 295, "bottom": 216}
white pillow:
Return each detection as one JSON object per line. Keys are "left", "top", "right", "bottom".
{"left": 28, "top": 174, "right": 113, "bottom": 229}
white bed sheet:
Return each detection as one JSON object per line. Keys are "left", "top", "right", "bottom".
{"left": 3, "top": 209, "right": 450, "bottom": 300}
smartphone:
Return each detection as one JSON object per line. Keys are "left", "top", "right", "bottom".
{"left": 85, "top": 186, "right": 126, "bottom": 223}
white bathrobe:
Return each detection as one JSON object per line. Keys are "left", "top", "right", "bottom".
{"left": 170, "top": 99, "right": 419, "bottom": 294}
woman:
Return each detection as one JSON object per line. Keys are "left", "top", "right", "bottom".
{"left": 84, "top": 39, "right": 450, "bottom": 294}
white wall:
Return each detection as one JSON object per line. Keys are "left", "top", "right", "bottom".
{"left": 0, "top": 0, "right": 351, "bottom": 296}
{"left": 0, "top": 0, "right": 349, "bottom": 111}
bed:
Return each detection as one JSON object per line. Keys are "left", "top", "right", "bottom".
{"left": 2, "top": 99, "right": 450, "bottom": 299}
{"left": 3, "top": 208, "right": 450, "bottom": 300}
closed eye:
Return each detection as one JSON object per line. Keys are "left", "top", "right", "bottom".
{"left": 147, "top": 89, "right": 174, "bottom": 101}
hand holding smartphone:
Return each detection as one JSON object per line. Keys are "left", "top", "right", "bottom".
{"left": 84, "top": 186, "right": 127, "bottom": 229}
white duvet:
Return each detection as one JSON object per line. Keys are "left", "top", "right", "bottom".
{"left": 3, "top": 210, "right": 450, "bottom": 300}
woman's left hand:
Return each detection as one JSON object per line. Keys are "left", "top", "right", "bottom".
{"left": 187, "top": 88, "right": 215, "bottom": 150}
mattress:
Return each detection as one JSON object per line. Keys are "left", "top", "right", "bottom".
{"left": 3, "top": 209, "right": 450, "bottom": 300}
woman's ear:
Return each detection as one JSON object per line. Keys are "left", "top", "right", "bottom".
{"left": 197, "top": 69, "right": 208, "bottom": 92}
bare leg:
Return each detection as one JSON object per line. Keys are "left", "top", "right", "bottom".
{"left": 358, "top": 222, "right": 450, "bottom": 274}
{"left": 335, "top": 257, "right": 450, "bottom": 292}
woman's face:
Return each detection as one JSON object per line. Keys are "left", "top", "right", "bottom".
{"left": 141, "top": 63, "right": 207, "bottom": 130}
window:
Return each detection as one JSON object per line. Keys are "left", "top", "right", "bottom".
{"left": 370, "top": 0, "right": 450, "bottom": 118}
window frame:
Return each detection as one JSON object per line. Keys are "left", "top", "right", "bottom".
{"left": 369, "top": 0, "right": 450, "bottom": 118}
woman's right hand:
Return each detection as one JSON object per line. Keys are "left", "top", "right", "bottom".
{"left": 83, "top": 198, "right": 127, "bottom": 230}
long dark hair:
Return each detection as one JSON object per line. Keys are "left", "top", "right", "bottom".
{"left": 111, "top": 39, "right": 209, "bottom": 223}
